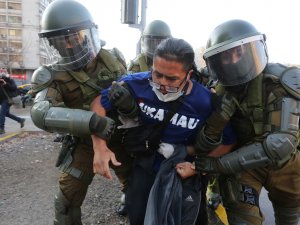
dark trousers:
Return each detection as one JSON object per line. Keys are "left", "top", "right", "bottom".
{"left": 126, "top": 161, "right": 156, "bottom": 225}
{"left": 0, "top": 99, "right": 22, "bottom": 129}
{"left": 195, "top": 175, "right": 209, "bottom": 225}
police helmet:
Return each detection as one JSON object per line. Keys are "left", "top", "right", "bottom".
{"left": 203, "top": 19, "right": 268, "bottom": 86}
{"left": 141, "top": 20, "right": 172, "bottom": 58}
{"left": 39, "top": 0, "right": 101, "bottom": 71}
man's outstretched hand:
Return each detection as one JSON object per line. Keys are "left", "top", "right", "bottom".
{"left": 92, "top": 137, "right": 121, "bottom": 179}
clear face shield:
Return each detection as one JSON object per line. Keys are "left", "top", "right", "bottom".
{"left": 141, "top": 36, "right": 166, "bottom": 59}
{"left": 205, "top": 35, "right": 268, "bottom": 86}
{"left": 41, "top": 27, "right": 101, "bottom": 71}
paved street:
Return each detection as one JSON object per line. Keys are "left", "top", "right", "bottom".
{"left": 0, "top": 105, "right": 41, "bottom": 141}
{"left": 1, "top": 105, "right": 299, "bottom": 225}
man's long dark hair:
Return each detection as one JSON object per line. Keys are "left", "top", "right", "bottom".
{"left": 153, "top": 38, "right": 195, "bottom": 72}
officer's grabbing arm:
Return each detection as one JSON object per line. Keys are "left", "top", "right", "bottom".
{"left": 108, "top": 81, "right": 139, "bottom": 118}
{"left": 194, "top": 92, "right": 237, "bottom": 155}
{"left": 194, "top": 74, "right": 299, "bottom": 174}
{"left": 195, "top": 92, "right": 299, "bottom": 174}
{"left": 31, "top": 96, "right": 115, "bottom": 140}
{"left": 30, "top": 67, "right": 115, "bottom": 140}
{"left": 21, "top": 94, "right": 32, "bottom": 108}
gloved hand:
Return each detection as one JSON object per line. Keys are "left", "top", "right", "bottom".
{"left": 204, "top": 92, "right": 237, "bottom": 141}
{"left": 216, "top": 92, "right": 237, "bottom": 121}
{"left": 194, "top": 155, "right": 221, "bottom": 174}
{"left": 108, "top": 81, "right": 139, "bottom": 118}
{"left": 89, "top": 113, "right": 115, "bottom": 140}
{"left": 21, "top": 94, "right": 32, "bottom": 108}
{"left": 194, "top": 155, "right": 235, "bottom": 174}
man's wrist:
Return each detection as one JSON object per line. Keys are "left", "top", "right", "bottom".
{"left": 91, "top": 135, "right": 107, "bottom": 151}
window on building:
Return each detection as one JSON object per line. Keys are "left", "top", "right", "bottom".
{"left": 0, "top": 41, "right": 7, "bottom": 48}
{"left": 9, "top": 55, "right": 23, "bottom": 62}
{"left": 0, "top": 28, "right": 7, "bottom": 36}
{"left": 0, "top": 46, "right": 7, "bottom": 53}
{"left": 9, "top": 41, "right": 22, "bottom": 49}
{"left": 0, "top": 2, "right": 6, "bottom": 9}
{"left": 9, "top": 41, "right": 22, "bottom": 53}
{"left": 8, "top": 2, "right": 21, "bottom": 10}
{"left": 8, "top": 29, "right": 22, "bottom": 36}
{"left": 8, "top": 16, "right": 21, "bottom": 23}
{"left": 0, "top": 55, "right": 8, "bottom": 63}
{"left": 0, "top": 15, "right": 6, "bottom": 22}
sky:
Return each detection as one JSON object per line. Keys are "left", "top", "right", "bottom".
{"left": 77, "top": 0, "right": 300, "bottom": 65}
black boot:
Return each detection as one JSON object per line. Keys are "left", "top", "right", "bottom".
{"left": 117, "top": 193, "right": 128, "bottom": 216}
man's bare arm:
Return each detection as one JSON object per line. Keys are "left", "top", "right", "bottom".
{"left": 90, "top": 95, "right": 121, "bottom": 180}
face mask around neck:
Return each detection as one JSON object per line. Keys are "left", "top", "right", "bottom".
{"left": 152, "top": 86, "right": 184, "bottom": 102}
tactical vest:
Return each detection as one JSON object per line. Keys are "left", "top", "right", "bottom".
{"left": 46, "top": 48, "right": 126, "bottom": 110}
{"left": 218, "top": 63, "right": 289, "bottom": 146}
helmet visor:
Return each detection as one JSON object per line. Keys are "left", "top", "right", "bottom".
{"left": 41, "top": 27, "right": 101, "bottom": 71}
{"left": 141, "top": 36, "right": 166, "bottom": 58}
{"left": 206, "top": 39, "right": 268, "bottom": 86}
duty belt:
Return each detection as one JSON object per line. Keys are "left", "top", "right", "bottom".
{"left": 57, "top": 135, "right": 94, "bottom": 184}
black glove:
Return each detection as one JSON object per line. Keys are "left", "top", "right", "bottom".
{"left": 194, "top": 155, "right": 235, "bottom": 174}
{"left": 89, "top": 113, "right": 115, "bottom": 140}
{"left": 204, "top": 92, "right": 237, "bottom": 141}
{"left": 108, "top": 82, "right": 139, "bottom": 118}
{"left": 194, "top": 155, "right": 220, "bottom": 174}
{"left": 21, "top": 94, "right": 32, "bottom": 108}
{"left": 216, "top": 92, "right": 237, "bottom": 121}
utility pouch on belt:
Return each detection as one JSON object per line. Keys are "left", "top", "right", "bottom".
{"left": 55, "top": 135, "right": 79, "bottom": 167}
{"left": 219, "top": 176, "right": 259, "bottom": 207}
{"left": 121, "top": 84, "right": 188, "bottom": 156}
{"left": 122, "top": 123, "right": 162, "bottom": 156}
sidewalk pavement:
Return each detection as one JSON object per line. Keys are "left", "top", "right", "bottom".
{"left": 1, "top": 106, "right": 298, "bottom": 225}
{"left": 0, "top": 105, "right": 42, "bottom": 141}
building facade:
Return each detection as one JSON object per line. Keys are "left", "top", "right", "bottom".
{"left": 0, "top": 0, "right": 53, "bottom": 85}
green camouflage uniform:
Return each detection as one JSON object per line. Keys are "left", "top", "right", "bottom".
{"left": 215, "top": 64, "right": 300, "bottom": 225}
{"left": 127, "top": 53, "right": 151, "bottom": 73}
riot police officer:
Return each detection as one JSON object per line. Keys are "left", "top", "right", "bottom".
{"left": 29, "top": 0, "right": 129, "bottom": 224}
{"left": 195, "top": 19, "right": 300, "bottom": 225}
{"left": 128, "top": 20, "right": 172, "bottom": 73}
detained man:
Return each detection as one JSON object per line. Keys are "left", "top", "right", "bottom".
{"left": 91, "top": 38, "right": 236, "bottom": 225}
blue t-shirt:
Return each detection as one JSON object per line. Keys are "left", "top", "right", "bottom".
{"left": 101, "top": 71, "right": 236, "bottom": 146}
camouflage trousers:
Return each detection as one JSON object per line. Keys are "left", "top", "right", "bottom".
{"left": 55, "top": 141, "right": 133, "bottom": 225}
{"left": 220, "top": 152, "right": 300, "bottom": 225}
